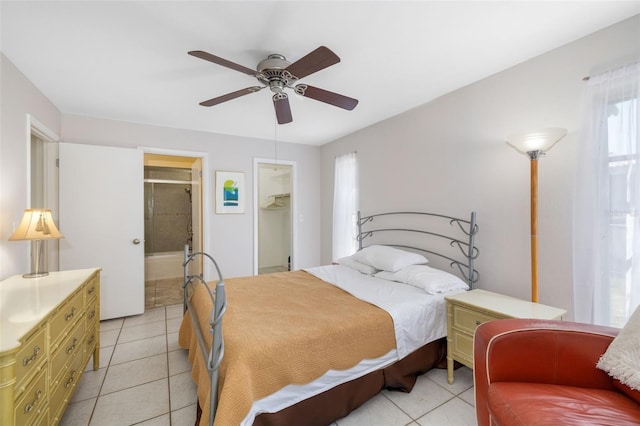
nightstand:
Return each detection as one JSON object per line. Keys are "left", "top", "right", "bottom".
{"left": 445, "top": 289, "right": 566, "bottom": 384}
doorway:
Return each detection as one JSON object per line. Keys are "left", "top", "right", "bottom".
{"left": 28, "top": 115, "right": 60, "bottom": 274}
{"left": 255, "top": 161, "right": 295, "bottom": 274}
{"left": 143, "top": 154, "right": 203, "bottom": 308}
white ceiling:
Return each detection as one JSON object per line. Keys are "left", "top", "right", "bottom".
{"left": 1, "top": 1, "right": 639, "bottom": 145}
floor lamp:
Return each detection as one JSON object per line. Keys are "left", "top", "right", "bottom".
{"left": 506, "top": 128, "right": 567, "bottom": 303}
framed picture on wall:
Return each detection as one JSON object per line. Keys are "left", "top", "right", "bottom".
{"left": 215, "top": 171, "right": 245, "bottom": 214}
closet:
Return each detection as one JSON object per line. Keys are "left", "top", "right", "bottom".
{"left": 257, "top": 163, "right": 292, "bottom": 274}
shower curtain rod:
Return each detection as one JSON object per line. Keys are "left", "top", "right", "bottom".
{"left": 144, "top": 178, "right": 197, "bottom": 185}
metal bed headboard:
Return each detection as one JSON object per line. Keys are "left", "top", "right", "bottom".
{"left": 182, "top": 245, "right": 226, "bottom": 426}
{"left": 357, "top": 211, "right": 479, "bottom": 288}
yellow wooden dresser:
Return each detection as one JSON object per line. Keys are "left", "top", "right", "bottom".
{"left": 0, "top": 268, "right": 101, "bottom": 425}
{"left": 445, "top": 289, "right": 566, "bottom": 384}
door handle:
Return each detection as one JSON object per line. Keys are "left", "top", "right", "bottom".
{"left": 132, "top": 239, "right": 141, "bottom": 245}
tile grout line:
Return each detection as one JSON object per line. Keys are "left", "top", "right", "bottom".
{"left": 165, "top": 306, "right": 174, "bottom": 425}
{"left": 87, "top": 318, "right": 124, "bottom": 425}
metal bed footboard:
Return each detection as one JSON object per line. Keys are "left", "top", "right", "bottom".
{"left": 182, "top": 245, "right": 226, "bottom": 426}
{"left": 357, "top": 211, "right": 479, "bottom": 288}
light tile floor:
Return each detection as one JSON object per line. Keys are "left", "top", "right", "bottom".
{"left": 145, "top": 278, "right": 183, "bottom": 309}
{"left": 60, "top": 304, "right": 197, "bottom": 426}
{"left": 258, "top": 265, "right": 289, "bottom": 275}
{"left": 62, "top": 304, "right": 476, "bottom": 425}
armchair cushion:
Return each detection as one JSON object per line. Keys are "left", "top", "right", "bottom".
{"left": 474, "top": 318, "right": 640, "bottom": 426}
{"left": 489, "top": 382, "right": 640, "bottom": 426}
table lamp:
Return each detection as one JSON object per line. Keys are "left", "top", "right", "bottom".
{"left": 9, "top": 208, "right": 64, "bottom": 278}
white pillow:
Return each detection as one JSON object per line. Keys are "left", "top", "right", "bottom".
{"left": 375, "top": 265, "right": 469, "bottom": 295}
{"left": 336, "top": 255, "right": 380, "bottom": 275}
{"left": 351, "top": 245, "right": 428, "bottom": 272}
{"left": 596, "top": 304, "right": 640, "bottom": 391}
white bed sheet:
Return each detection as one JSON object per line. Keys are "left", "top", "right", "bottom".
{"left": 240, "top": 264, "right": 463, "bottom": 425}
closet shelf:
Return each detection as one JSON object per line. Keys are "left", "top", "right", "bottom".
{"left": 262, "top": 193, "right": 290, "bottom": 210}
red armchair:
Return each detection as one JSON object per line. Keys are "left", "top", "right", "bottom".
{"left": 474, "top": 318, "right": 640, "bottom": 425}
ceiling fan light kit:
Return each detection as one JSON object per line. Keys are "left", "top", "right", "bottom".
{"left": 188, "top": 46, "right": 358, "bottom": 124}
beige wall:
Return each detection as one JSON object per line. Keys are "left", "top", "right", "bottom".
{"left": 0, "top": 52, "right": 321, "bottom": 281}
{"left": 0, "top": 53, "right": 62, "bottom": 279}
{"left": 60, "top": 114, "right": 321, "bottom": 278}
{"left": 320, "top": 15, "right": 640, "bottom": 320}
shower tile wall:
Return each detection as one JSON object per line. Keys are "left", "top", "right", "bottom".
{"left": 146, "top": 184, "right": 191, "bottom": 252}
{"left": 144, "top": 167, "right": 192, "bottom": 254}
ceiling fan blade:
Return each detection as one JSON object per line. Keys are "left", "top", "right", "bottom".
{"left": 188, "top": 50, "right": 256, "bottom": 76}
{"left": 199, "top": 86, "right": 263, "bottom": 107}
{"left": 273, "top": 93, "right": 293, "bottom": 124}
{"left": 295, "top": 84, "right": 358, "bottom": 110}
{"left": 285, "top": 46, "right": 340, "bottom": 80}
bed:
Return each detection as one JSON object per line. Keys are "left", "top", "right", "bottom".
{"left": 178, "top": 210, "right": 479, "bottom": 426}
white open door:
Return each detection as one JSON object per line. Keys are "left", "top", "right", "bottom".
{"left": 59, "top": 143, "right": 144, "bottom": 320}
{"left": 190, "top": 159, "right": 202, "bottom": 275}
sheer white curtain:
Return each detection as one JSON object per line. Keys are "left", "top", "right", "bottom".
{"left": 573, "top": 62, "right": 640, "bottom": 327}
{"left": 332, "top": 152, "right": 359, "bottom": 261}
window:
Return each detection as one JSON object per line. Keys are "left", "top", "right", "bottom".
{"left": 573, "top": 62, "right": 639, "bottom": 327}
{"left": 332, "top": 152, "right": 358, "bottom": 260}
{"left": 607, "top": 96, "right": 638, "bottom": 327}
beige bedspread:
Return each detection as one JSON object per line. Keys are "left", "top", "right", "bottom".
{"left": 178, "top": 270, "right": 396, "bottom": 426}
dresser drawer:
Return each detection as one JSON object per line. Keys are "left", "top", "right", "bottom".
{"left": 451, "top": 330, "right": 474, "bottom": 368}
{"left": 85, "top": 276, "right": 99, "bottom": 302}
{"left": 452, "top": 305, "right": 503, "bottom": 334}
{"left": 50, "top": 290, "right": 84, "bottom": 344}
{"left": 50, "top": 350, "right": 84, "bottom": 424}
{"left": 14, "top": 368, "right": 48, "bottom": 426}
{"left": 15, "top": 326, "right": 47, "bottom": 397}
{"left": 85, "top": 327, "right": 98, "bottom": 360}
{"left": 86, "top": 299, "right": 98, "bottom": 324}
{"left": 51, "top": 320, "right": 85, "bottom": 384}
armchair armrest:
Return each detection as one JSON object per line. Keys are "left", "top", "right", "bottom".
{"left": 473, "top": 318, "right": 619, "bottom": 426}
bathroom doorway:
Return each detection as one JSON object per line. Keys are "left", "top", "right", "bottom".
{"left": 143, "top": 154, "right": 202, "bottom": 308}
{"left": 255, "top": 161, "right": 295, "bottom": 275}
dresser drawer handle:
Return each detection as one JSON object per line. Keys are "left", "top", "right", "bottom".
{"left": 475, "top": 320, "right": 482, "bottom": 326}
{"left": 66, "top": 338, "right": 78, "bottom": 354}
{"left": 88, "top": 286, "right": 96, "bottom": 295}
{"left": 22, "top": 346, "right": 41, "bottom": 366}
{"left": 23, "top": 389, "right": 42, "bottom": 414}
{"left": 87, "top": 335, "right": 95, "bottom": 346}
{"left": 88, "top": 310, "right": 96, "bottom": 320}
{"left": 65, "top": 307, "right": 77, "bottom": 321}
{"left": 64, "top": 369, "right": 77, "bottom": 388}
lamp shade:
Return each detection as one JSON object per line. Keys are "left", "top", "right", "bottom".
{"left": 506, "top": 127, "right": 567, "bottom": 155}
{"left": 9, "top": 209, "right": 63, "bottom": 241}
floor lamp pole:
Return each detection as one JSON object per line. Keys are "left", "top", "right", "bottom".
{"left": 506, "top": 127, "right": 567, "bottom": 304}
{"left": 529, "top": 155, "right": 540, "bottom": 303}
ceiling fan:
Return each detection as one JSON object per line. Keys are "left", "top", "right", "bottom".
{"left": 188, "top": 46, "right": 358, "bottom": 124}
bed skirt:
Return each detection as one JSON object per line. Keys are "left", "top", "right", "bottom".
{"left": 194, "top": 338, "right": 447, "bottom": 426}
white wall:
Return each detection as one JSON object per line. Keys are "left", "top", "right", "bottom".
{"left": 320, "top": 15, "right": 640, "bottom": 320}
{"left": 61, "top": 114, "right": 321, "bottom": 278}
{"left": 0, "top": 53, "right": 62, "bottom": 280}
{"left": 0, "top": 50, "right": 321, "bottom": 281}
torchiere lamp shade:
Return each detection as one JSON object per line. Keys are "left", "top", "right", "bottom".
{"left": 507, "top": 127, "right": 567, "bottom": 157}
